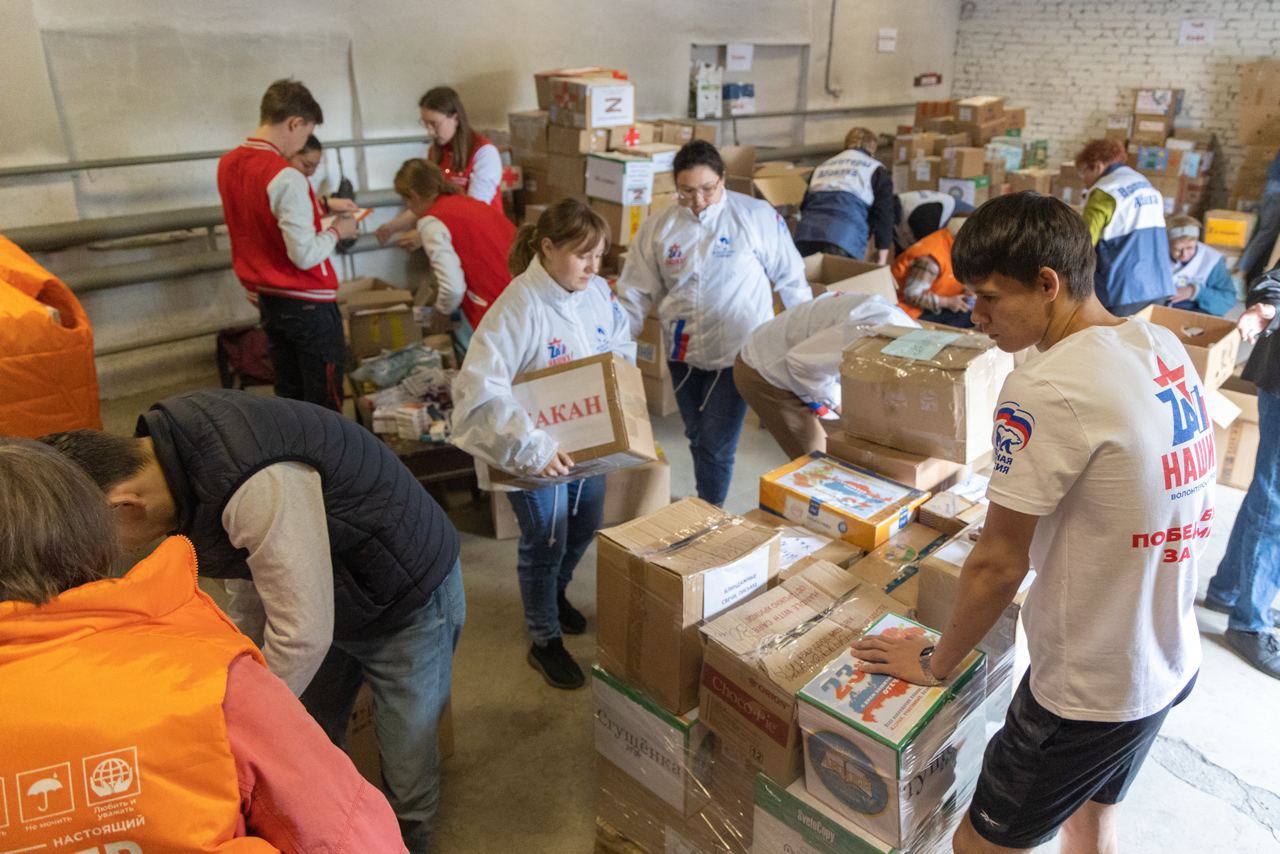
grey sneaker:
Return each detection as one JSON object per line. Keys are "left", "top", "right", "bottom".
{"left": 1224, "top": 629, "right": 1280, "bottom": 680}
{"left": 1201, "top": 596, "right": 1280, "bottom": 626}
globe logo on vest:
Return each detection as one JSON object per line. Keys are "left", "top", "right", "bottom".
{"left": 712, "top": 235, "right": 733, "bottom": 257}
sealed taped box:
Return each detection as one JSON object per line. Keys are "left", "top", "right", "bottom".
{"left": 508, "top": 109, "right": 548, "bottom": 155}
{"left": 1203, "top": 209, "right": 1257, "bottom": 249}
{"left": 591, "top": 198, "right": 649, "bottom": 247}
{"left": 848, "top": 521, "right": 952, "bottom": 610}
{"left": 802, "top": 254, "right": 897, "bottom": 303}
{"left": 488, "top": 352, "right": 656, "bottom": 488}
{"left": 758, "top": 453, "right": 929, "bottom": 551}
{"left": 955, "top": 96, "right": 1004, "bottom": 124}
{"left": 699, "top": 559, "right": 900, "bottom": 785}
{"left": 740, "top": 508, "right": 864, "bottom": 572}
{"left": 659, "top": 119, "right": 718, "bottom": 146}
{"left": 609, "top": 121, "right": 658, "bottom": 149}
{"left": 545, "top": 76, "right": 635, "bottom": 129}
{"left": 797, "top": 614, "right": 985, "bottom": 849}
{"left": 752, "top": 774, "right": 899, "bottom": 854}
{"left": 841, "top": 326, "right": 1014, "bottom": 464}
{"left": 597, "top": 498, "right": 781, "bottom": 713}
{"left": 1136, "top": 304, "right": 1241, "bottom": 389}
{"left": 824, "top": 431, "right": 968, "bottom": 493}
{"left": 547, "top": 124, "right": 609, "bottom": 156}
{"left": 534, "top": 65, "right": 626, "bottom": 108}
{"left": 586, "top": 152, "right": 655, "bottom": 205}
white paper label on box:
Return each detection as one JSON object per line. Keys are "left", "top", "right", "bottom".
{"left": 783, "top": 495, "right": 845, "bottom": 539}
{"left": 636, "top": 340, "right": 657, "bottom": 365}
{"left": 880, "top": 329, "right": 961, "bottom": 361}
{"left": 779, "top": 526, "right": 834, "bottom": 568}
{"left": 589, "top": 85, "right": 636, "bottom": 128}
{"left": 703, "top": 547, "right": 771, "bottom": 619}
{"left": 511, "top": 362, "right": 614, "bottom": 452}
{"left": 593, "top": 676, "right": 696, "bottom": 812}
{"left": 914, "top": 160, "right": 932, "bottom": 181}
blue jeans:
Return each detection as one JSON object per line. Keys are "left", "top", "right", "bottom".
{"left": 300, "top": 560, "right": 465, "bottom": 853}
{"left": 507, "top": 475, "right": 605, "bottom": 643}
{"left": 1239, "top": 189, "right": 1280, "bottom": 284}
{"left": 669, "top": 361, "right": 748, "bottom": 506}
{"left": 1208, "top": 388, "right": 1280, "bottom": 632}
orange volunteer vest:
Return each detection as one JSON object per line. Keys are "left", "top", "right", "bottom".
{"left": 890, "top": 228, "right": 963, "bottom": 319}
{"left": 0, "top": 537, "right": 277, "bottom": 853}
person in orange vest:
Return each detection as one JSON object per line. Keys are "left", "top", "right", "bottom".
{"left": 377, "top": 86, "right": 504, "bottom": 250}
{"left": 393, "top": 158, "right": 516, "bottom": 337}
{"left": 891, "top": 190, "right": 975, "bottom": 328}
{"left": 0, "top": 438, "right": 405, "bottom": 852}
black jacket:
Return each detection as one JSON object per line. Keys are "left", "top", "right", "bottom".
{"left": 138, "top": 389, "right": 460, "bottom": 639}
{"left": 1242, "top": 265, "right": 1280, "bottom": 395}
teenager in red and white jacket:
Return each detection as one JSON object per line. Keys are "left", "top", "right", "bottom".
{"left": 216, "top": 79, "right": 357, "bottom": 411}
{"left": 377, "top": 86, "right": 503, "bottom": 251}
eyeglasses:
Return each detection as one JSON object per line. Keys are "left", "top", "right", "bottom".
{"left": 676, "top": 179, "right": 723, "bottom": 202}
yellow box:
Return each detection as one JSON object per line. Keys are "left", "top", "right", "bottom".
{"left": 758, "top": 453, "right": 930, "bottom": 550}
{"left": 1204, "top": 209, "right": 1258, "bottom": 249}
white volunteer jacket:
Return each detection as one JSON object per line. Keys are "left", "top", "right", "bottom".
{"left": 450, "top": 256, "right": 636, "bottom": 478}
{"left": 616, "top": 190, "right": 811, "bottom": 371}
{"left": 740, "top": 292, "right": 917, "bottom": 417}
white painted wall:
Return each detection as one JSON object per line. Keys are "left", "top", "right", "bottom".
{"left": 953, "top": 0, "right": 1280, "bottom": 207}
{"left": 1, "top": 0, "right": 957, "bottom": 398}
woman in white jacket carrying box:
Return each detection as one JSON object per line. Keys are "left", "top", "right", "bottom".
{"left": 451, "top": 199, "right": 634, "bottom": 690}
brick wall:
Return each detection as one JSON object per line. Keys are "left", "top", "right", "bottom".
{"left": 953, "top": 0, "right": 1280, "bottom": 207}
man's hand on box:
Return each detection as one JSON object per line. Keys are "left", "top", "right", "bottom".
{"left": 851, "top": 626, "right": 936, "bottom": 686}
{"left": 538, "top": 450, "right": 575, "bottom": 478}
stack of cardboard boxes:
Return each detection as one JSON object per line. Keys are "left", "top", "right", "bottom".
{"left": 899, "top": 97, "right": 1034, "bottom": 206}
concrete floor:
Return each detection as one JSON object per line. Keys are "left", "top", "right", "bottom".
{"left": 102, "top": 383, "right": 1280, "bottom": 853}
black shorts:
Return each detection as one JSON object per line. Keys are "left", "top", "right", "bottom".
{"left": 967, "top": 670, "right": 1196, "bottom": 849}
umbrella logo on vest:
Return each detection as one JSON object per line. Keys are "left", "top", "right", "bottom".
{"left": 84, "top": 746, "right": 142, "bottom": 805}
{"left": 17, "top": 762, "right": 74, "bottom": 822}
{"left": 712, "top": 235, "right": 734, "bottom": 257}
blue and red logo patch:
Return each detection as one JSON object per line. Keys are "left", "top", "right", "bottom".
{"left": 547, "top": 337, "right": 569, "bottom": 363}
{"left": 664, "top": 243, "right": 684, "bottom": 266}
{"left": 993, "top": 402, "right": 1035, "bottom": 454}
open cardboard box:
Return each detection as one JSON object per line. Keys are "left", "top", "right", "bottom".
{"left": 1137, "top": 304, "right": 1241, "bottom": 389}
{"left": 802, "top": 254, "right": 897, "bottom": 302}
{"left": 720, "top": 145, "right": 812, "bottom": 209}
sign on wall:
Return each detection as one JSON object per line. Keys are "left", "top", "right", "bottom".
{"left": 1178, "top": 19, "right": 1216, "bottom": 46}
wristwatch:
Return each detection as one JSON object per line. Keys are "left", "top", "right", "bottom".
{"left": 919, "top": 645, "right": 944, "bottom": 686}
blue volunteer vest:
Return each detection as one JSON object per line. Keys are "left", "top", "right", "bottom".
{"left": 1092, "top": 165, "right": 1175, "bottom": 308}
{"left": 795, "top": 148, "right": 881, "bottom": 257}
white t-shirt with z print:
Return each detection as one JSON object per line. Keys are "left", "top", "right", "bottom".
{"left": 986, "top": 318, "right": 1210, "bottom": 722}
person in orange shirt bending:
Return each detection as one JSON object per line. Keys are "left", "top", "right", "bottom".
{"left": 890, "top": 190, "right": 975, "bottom": 328}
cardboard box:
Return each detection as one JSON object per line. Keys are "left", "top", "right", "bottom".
{"left": 597, "top": 498, "right": 781, "bottom": 713}
{"left": 917, "top": 491, "right": 987, "bottom": 538}
{"left": 492, "top": 453, "right": 671, "bottom": 539}
{"left": 508, "top": 109, "right": 548, "bottom": 155}
{"left": 546, "top": 152, "right": 587, "bottom": 195}
{"left": 752, "top": 162, "right": 812, "bottom": 210}
{"left": 942, "top": 147, "right": 986, "bottom": 179}
{"left": 593, "top": 666, "right": 712, "bottom": 816}
{"left": 1204, "top": 209, "right": 1258, "bottom": 249}
{"left": 800, "top": 254, "right": 897, "bottom": 303}
{"left": 585, "top": 152, "right": 655, "bottom": 205}
{"left": 520, "top": 162, "right": 561, "bottom": 205}
{"left": 340, "top": 279, "right": 416, "bottom": 360}
{"left": 938, "top": 175, "right": 991, "bottom": 207}
{"left": 546, "top": 124, "right": 609, "bottom": 155}
{"left": 1215, "top": 382, "right": 1260, "bottom": 490}
{"left": 635, "top": 315, "right": 667, "bottom": 379}
{"left": 659, "top": 119, "right": 718, "bottom": 146}
{"left": 841, "top": 327, "right": 1014, "bottom": 464}
{"left": 1131, "top": 114, "right": 1173, "bottom": 146}
{"left": 608, "top": 121, "right": 657, "bottom": 149}
{"left": 545, "top": 76, "right": 635, "bottom": 129}
{"left": 753, "top": 774, "right": 901, "bottom": 854}
{"left": 1007, "top": 168, "right": 1053, "bottom": 194}
{"left": 908, "top": 156, "right": 941, "bottom": 191}
{"left": 1145, "top": 173, "right": 1186, "bottom": 216}
{"left": 741, "top": 508, "right": 865, "bottom": 571}
{"left": 955, "top": 96, "right": 1004, "bottom": 124}
{"left": 1002, "top": 106, "right": 1026, "bottom": 129}
{"left": 1239, "top": 60, "right": 1280, "bottom": 146}
{"left": 797, "top": 613, "right": 985, "bottom": 848}
{"left": 1105, "top": 114, "right": 1133, "bottom": 142}
{"left": 534, "top": 65, "right": 625, "bottom": 108}
{"left": 1134, "top": 87, "right": 1184, "bottom": 119}
{"left": 914, "top": 100, "right": 957, "bottom": 125}
{"left": 921, "top": 115, "right": 957, "bottom": 134}
{"left": 956, "top": 119, "right": 1004, "bottom": 147}
{"left": 848, "top": 521, "right": 951, "bottom": 610}
{"left": 939, "top": 132, "right": 971, "bottom": 152}
{"left": 758, "top": 453, "right": 930, "bottom": 551}
{"left": 894, "top": 134, "right": 935, "bottom": 164}
{"left": 644, "top": 372, "right": 678, "bottom": 418}
{"left": 619, "top": 142, "right": 680, "bottom": 174}
{"left": 488, "top": 352, "right": 656, "bottom": 488}
{"left": 824, "top": 432, "right": 967, "bottom": 493}
{"left": 699, "top": 560, "right": 900, "bottom": 784}
{"left": 591, "top": 199, "right": 649, "bottom": 247}
{"left": 983, "top": 159, "right": 1006, "bottom": 187}
{"left": 1136, "top": 305, "right": 1241, "bottom": 390}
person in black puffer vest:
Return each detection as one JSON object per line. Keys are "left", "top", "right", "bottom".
{"left": 43, "top": 388, "right": 462, "bottom": 854}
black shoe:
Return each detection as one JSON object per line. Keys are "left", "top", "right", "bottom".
{"left": 527, "top": 638, "right": 585, "bottom": 689}
{"left": 558, "top": 592, "right": 587, "bottom": 635}
{"left": 1201, "top": 596, "right": 1280, "bottom": 625}
{"left": 1224, "top": 628, "right": 1280, "bottom": 680}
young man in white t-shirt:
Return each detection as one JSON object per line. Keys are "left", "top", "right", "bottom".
{"left": 853, "top": 192, "right": 1209, "bottom": 853}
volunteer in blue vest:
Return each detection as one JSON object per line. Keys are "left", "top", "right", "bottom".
{"left": 1076, "top": 138, "right": 1175, "bottom": 316}
{"left": 1165, "top": 214, "right": 1236, "bottom": 316}
{"left": 734, "top": 292, "right": 917, "bottom": 459}
{"left": 451, "top": 199, "right": 633, "bottom": 691}
{"left": 617, "top": 140, "right": 811, "bottom": 504}
{"left": 793, "top": 127, "right": 894, "bottom": 263}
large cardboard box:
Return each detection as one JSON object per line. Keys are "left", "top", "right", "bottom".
{"left": 508, "top": 109, "right": 548, "bottom": 155}
{"left": 340, "top": 278, "right": 416, "bottom": 359}
{"left": 1002, "top": 106, "right": 1027, "bottom": 129}
{"left": 938, "top": 175, "right": 991, "bottom": 207}
{"left": 907, "top": 156, "right": 941, "bottom": 191}
{"left": 586, "top": 152, "right": 655, "bottom": 205}
{"left": 488, "top": 352, "right": 656, "bottom": 488}
{"left": 758, "top": 453, "right": 930, "bottom": 551}
{"left": 848, "top": 521, "right": 952, "bottom": 610}
{"left": 545, "top": 76, "right": 635, "bottom": 129}
{"left": 797, "top": 614, "right": 985, "bottom": 849}
{"left": 1136, "top": 305, "right": 1241, "bottom": 389}
{"left": 534, "top": 65, "right": 625, "bottom": 109}
{"left": 591, "top": 199, "right": 649, "bottom": 247}
{"left": 802, "top": 254, "right": 897, "bottom": 302}
{"left": 956, "top": 120, "right": 1003, "bottom": 147}
{"left": 546, "top": 152, "right": 588, "bottom": 195}
{"left": 546, "top": 124, "right": 609, "bottom": 155}
{"left": 620, "top": 142, "right": 681, "bottom": 174}
{"left": 753, "top": 774, "right": 900, "bottom": 854}
{"left": 841, "top": 327, "right": 1015, "bottom": 464}
{"left": 941, "top": 146, "right": 986, "bottom": 179}
{"left": 752, "top": 162, "right": 812, "bottom": 210}
{"left": 1105, "top": 114, "right": 1133, "bottom": 142}
{"left": 644, "top": 372, "right": 679, "bottom": 418}
{"left": 597, "top": 499, "right": 781, "bottom": 713}
{"left": 920, "top": 115, "right": 957, "bottom": 134}
{"left": 893, "top": 134, "right": 933, "bottom": 164}
{"left": 1203, "top": 209, "right": 1258, "bottom": 249}
{"left": 1215, "top": 381, "right": 1260, "bottom": 490}
{"left": 1239, "top": 60, "right": 1280, "bottom": 147}
{"left": 1134, "top": 87, "right": 1184, "bottom": 118}
{"left": 635, "top": 315, "right": 667, "bottom": 378}
{"left": 699, "top": 560, "right": 900, "bottom": 784}
{"left": 1131, "top": 114, "right": 1173, "bottom": 146}
{"left": 741, "top": 508, "right": 865, "bottom": 572}
{"left": 1008, "top": 168, "right": 1053, "bottom": 194}
{"left": 955, "top": 96, "right": 1004, "bottom": 124}
{"left": 824, "top": 432, "right": 966, "bottom": 493}
{"left": 914, "top": 100, "right": 957, "bottom": 125}
{"left": 608, "top": 121, "right": 658, "bottom": 149}
{"left": 659, "top": 119, "right": 718, "bottom": 146}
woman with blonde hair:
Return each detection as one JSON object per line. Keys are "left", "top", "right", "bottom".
{"left": 393, "top": 158, "right": 516, "bottom": 330}
{"left": 794, "top": 126, "right": 895, "bottom": 263}
{"left": 450, "top": 199, "right": 633, "bottom": 690}
{"left": 1165, "top": 213, "right": 1236, "bottom": 316}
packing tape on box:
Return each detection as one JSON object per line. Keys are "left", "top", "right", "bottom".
{"left": 633, "top": 513, "right": 747, "bottom": 559}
